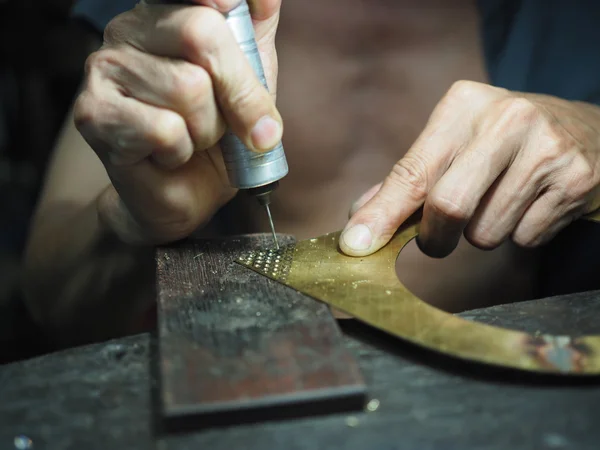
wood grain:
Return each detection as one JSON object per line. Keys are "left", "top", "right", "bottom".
{"left": 155, "top": 234, "right": 366, "bottom": 430}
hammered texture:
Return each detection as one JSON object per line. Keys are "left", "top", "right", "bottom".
{"left": 238, "top": 245, "right": 296, "bottom": 283}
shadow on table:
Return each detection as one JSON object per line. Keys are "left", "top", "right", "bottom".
{"left": 338, "top": 291, "right": 600, "bottom": 388}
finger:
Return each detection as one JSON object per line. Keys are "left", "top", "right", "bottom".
{"left": 339, "top": 146, "right": 451, "bottom": 256}
{"left": 115, "top": 4, "right": 282, "bottom": 152}
{"left": 348, "top": 183, "right": 382, "bottom": 219}
{"left": 339, "top": 81, "right": 504, "bottom": 257}
{"left": 247, "top": 0, "right": 282, "bottom": 20}
{"left": 87, "top": 45, "right": 225, "bottom": 152}
{"left": 511, "top": 188, "right": 584, "bottom": 248}
{"left": 158, "top": 0, "right": 282, "bottom": 20}
{"left": 339, "top": 114, "right": 470, "bottom": 256}
{"left": 463, "top": 162, "right": 541, "bottom": 250}
{"left": 143, "top": 0, "right": 241, "bottom": 13}
{"left": 417, "top": 123, "right": 522, "bottom": 258}
{"left": 462, "top": 113, "right": 561, "bottom": 249}
{"left": 75, "top": 85, "right": 193, "bottom": 169}
{"left": 100, "top": 147, "right": 236, "bottom": 244}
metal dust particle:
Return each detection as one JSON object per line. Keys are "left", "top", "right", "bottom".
{"left": 366, "top": 398, "right": 380, "bottom": 412}
{"left": 14, "top": 436, "right": 33, "bottom": 449}
{"left": 345, "top": 416, "right": 359, "bottom": 427}
{"left": 163, "top": 254, "right": 170, "bottom": 261}
{"left": 385, "top": 290, "right": 392, "bottom": 295}
{"left": 310, "top": 238, "right": 318, "bottom": 243}
{"left": 256, "top": 312, "right": 261, "bottom": 316}
{"left": 235, "top": 297, "right": 243, "bottom": 304}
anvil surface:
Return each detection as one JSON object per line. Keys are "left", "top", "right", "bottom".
{"left": 3, "top": 233, "right": 600, "bottom": 450}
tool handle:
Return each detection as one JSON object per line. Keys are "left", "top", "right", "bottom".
{"left": 220, "top": 1, "right": 288, "bottom": 189}
{"left": 143, "top": 0, "right": 288, "bottom": 189}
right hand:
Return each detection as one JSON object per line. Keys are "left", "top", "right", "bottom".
{"left": 74, "top": 0, "right": 283, "bottom": 244}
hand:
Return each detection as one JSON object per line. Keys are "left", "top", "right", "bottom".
{"left": 341, "top": 81, "right": 600, "bottom": 258}
{"left": 74, "top": 0, "right": 283, "bottom": 244}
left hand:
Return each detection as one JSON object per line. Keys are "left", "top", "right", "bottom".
{"left": 340, "top": 80, "right": 600, "bottom": 258}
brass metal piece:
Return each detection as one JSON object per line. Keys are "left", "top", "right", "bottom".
{"left": 237, "top": 212, "right": 600, "bottom": 375}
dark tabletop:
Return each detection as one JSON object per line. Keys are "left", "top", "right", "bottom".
{"left": 3, "top": 290, "right": 600, "bottom": 450}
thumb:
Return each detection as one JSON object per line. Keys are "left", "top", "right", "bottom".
{"left": 348, "top": 182, "right": 382, "bottom": 218}
{"left": 339, "top": 156, "right": 432, "bottom": 257}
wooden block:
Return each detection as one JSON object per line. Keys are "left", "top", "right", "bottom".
{"left": 156, "top": 234, "right": 366, "bottom": 430}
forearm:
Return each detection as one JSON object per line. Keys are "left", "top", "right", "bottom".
{"left": 22, "top": 194, "right": 155, "bottom": 348}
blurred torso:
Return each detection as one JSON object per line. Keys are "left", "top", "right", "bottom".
{"left": 217, "top": 0, "right": 537, "bottom": 312}
{"left": 255, "top": 0, "right": 488, "bottom": 237}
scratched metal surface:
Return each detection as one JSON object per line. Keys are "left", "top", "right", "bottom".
{"left": 156, "top": 234, "right": 365, "bottom": 429}
{"left": 238, "top": 214, "right": 600, "bottom": 375}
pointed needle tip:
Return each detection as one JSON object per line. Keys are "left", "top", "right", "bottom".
{"left": 264, "top": 204, "right": 279, "bottom": 249}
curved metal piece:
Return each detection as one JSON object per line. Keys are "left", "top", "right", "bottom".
{"left": 238, "top": 212, "right": 600, "bottom": 376}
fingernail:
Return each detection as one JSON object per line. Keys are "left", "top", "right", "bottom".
{"left": 342, "top": 224, "right": 373, "bottom": 251}
{"left": 213, "top": 0, "right": 241, "bottom": 11}
{"left": 251, "top": 116, "right": 282, "bottom": 151}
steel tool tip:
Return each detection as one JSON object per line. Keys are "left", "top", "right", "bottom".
{"left": 264, "top": 204, "right": 279, "bottom": 249}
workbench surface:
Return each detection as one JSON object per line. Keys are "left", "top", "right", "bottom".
{"left": 3, "top": 237, "right": 600, "bottom": 449}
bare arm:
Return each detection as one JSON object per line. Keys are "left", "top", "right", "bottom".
{"left": 21, "top": 0, "right": 282, "bottom": 348}
{"left": 22, "top": 106, "right": 155, "bottom": 348}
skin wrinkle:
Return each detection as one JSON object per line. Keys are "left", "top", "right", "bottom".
{"left": 28, "top": 0, "right": 600, "bottom": 343}
{"left": 346, "top": 77, "right": 600, "bottom": 258}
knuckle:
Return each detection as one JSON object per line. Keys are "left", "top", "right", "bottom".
{"left": 103, "top": 13, "right": 129, "bottom": 45}
{"left": 227, "top": 79, "right": 265, "bottom": 115}
{"left": 83, "top": 51, "right": 102, "bottom": 76}
{"left": 427, "top": 194, "right": 469, "bottom": 223}
{"left": 531, "top": 125, "right": 571, "bottom": 174}
{"left": 448, "top": 79, "right": 474, "bottom": 95}
{"left": 434, "top": 80, "right": 494, "bottom": 119}
{"left": 464, "top": 227, "right": 502, "bottom": 250}
{"left": 180, "top": 8, "right": 226, "bottom": 62}
{"left": 73, "top": 93, "right": 93, "bottom": 127}
{"left": 171, "top": 64, "right": 213, "bottom": 105}
{"left": 73, "top": 92, "right": 103, "bottom": 133}
{"left": 512, "top": 230, "right": 537, "bottom": 248}
{"left": 498, "top": 97, "right": 540, "bottom": 125}
{"left": 84, "top": 48, "right": 123, "bottom": 78}
{"left": 537, "top": 122, "right": 572, "bottom": 156}
{"left": 148, "top": 111, "right": 187, "bottom": 150}
{"left": 447, "top": 80, "right": 485, "bottom": 100}
{"left": 562, "top": 155, "right": 595, "bottom": 199}
{"left": 571, "top": 155, "right": 595, "bottom": 185}
{"left": 388, "top": 156, "right": 429, "bottom": 201}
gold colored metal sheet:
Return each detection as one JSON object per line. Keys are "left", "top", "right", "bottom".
{"left": 237, "top": 213, "right": 600, "bottom": 375}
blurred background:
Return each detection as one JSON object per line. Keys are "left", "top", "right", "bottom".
{"left": 0, "top": 0, "right": 102, "bottom": 362}
{"left": 1, "top": 0, "right": 599, "bottom": 365}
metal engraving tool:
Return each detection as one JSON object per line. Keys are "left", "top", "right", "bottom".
{"left": 147, "top": 0, "right": 288, "bottom": 248}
